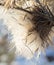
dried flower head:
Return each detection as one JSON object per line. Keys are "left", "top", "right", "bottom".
{"left": 13, "top": 0, "right": 54, "bottom": 51}
{"left": 25, "top": 3, "right": 54, "bottom": 49}
{"left": 0, "top": 0, "right": 54, "bottom": 59}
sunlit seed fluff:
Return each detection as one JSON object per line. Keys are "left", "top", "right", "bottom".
{"left": 0, "top": 0, "right": 54, "bottom": 59}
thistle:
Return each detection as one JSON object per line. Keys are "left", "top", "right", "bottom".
{"left": 0, "top": 0, "right": 54, "bottom": 59}
{"left": 26, "top": 2, "right": 54, "bottom": 48}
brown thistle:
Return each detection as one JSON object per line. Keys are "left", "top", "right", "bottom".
{"left": 15, "top": 3, "right": 54, "bottom": 48}
{"left": 0, "top": 0, "right": 54, "bottom": 50}
{"left": 3, "top": 0, "right": 54, "bottom": 47}
{"left": 27, "top": 5, "right": 54, "bottom": 47}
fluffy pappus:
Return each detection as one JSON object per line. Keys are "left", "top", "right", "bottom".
{"left": 26, "top": 4, "right": 54, "bottom": 48}
{"left": 0, "top": 0, "right": 54, "bottom": 59}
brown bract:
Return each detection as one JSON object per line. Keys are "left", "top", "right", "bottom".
{"left": 25, "top": 2, "right": 54, "bottom": 48}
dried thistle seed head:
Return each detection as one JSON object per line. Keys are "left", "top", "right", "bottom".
{"left": 27, "top": 5, "right": 54, "bottom": 48}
